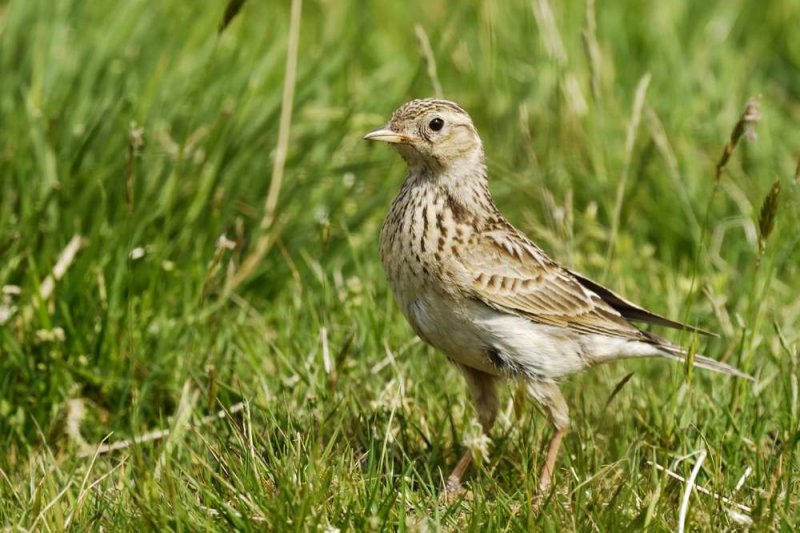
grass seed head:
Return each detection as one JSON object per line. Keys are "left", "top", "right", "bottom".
{"left": 758, "top": 179, "right": 781, "bottom": 256}
{"left": 715, "top": 96, "right": 762, "bottom": 182}
{"left": 218, "top": 0, "right": 246, "bottom": 35}
{"left": 794, "top": 155, "right": 800, "bottom": 183}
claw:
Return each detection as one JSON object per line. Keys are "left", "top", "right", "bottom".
{"left": 445, "top": 475, "right": 464, "bottom": 495}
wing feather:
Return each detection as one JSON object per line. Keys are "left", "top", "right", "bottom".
{"left": 456, "top": 227, "right": 648, "bottom": 341}
{"left": 567, "top": 270, "right": 717, "bottom": 336}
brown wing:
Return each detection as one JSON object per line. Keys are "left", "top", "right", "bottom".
{"left": 456, "top": 226, "right": 648, "bottom": 341}
{"left": 566, "top": 270, "right": 717, "bottom": 337}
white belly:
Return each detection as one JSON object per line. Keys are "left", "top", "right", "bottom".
{"left": 400, "top": 291, "right": 500, "bottom": 375}
{"left": 397, "top": 290, "right": 592, "bottom": 379}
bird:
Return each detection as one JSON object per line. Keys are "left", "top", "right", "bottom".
{"left": 363, "top": 98, "right": 752, "bottom": 497}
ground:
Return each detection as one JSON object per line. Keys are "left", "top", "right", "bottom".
{"left": 1, "top": 0, "right": 799, "bottom": 529}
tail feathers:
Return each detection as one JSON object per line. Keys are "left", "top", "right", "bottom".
{"left": 638, "top": 330, "right": 753, "bottom": 381}
{"left": 658, "top": 348, "right": 754, "bottom": 381}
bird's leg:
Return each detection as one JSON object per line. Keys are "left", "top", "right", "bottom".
{"left": 445, "top": 450, "right": 474, "bottom": 494}
{"left": 539, "top": 426, "right": 567, "bottom": 492}
{"left": 525, "top": 380, "right": 569, "bottom": 493}
{"left": 445, "top": 364, "right": 499, "bottom": 495}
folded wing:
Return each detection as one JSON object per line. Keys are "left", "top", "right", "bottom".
{"left": 457, "top": 226, "right": 649, "bottom": 341}
{"left": 567, "top": 270, "right": 716, "bottom": 336}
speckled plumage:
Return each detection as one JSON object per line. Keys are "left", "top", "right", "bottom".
{"left": 365, "top": 98, "right": 751, "bottom": 497}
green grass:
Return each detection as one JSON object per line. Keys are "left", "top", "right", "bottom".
{"left": 1, "top": 0, "right": 799, "bottom": 529}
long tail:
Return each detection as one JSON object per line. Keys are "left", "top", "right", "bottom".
{"left": 641, "top": 331, "right": 754, "bottom": 381}
{"left": 658, "top": 350, "right": 754, "bottom": 381}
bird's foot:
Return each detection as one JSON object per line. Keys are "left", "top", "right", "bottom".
{"left": 445, "top": 475, "right": 463, "bottom": 494}
{"left": 531, "top": 478, "right": 570, "bottom": 514}
{"left": 441, "top": 475, "right": 469, "bottom": 503}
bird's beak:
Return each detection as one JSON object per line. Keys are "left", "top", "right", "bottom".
{"left": 363, "top": 126, "right": 414, "bottom": 144}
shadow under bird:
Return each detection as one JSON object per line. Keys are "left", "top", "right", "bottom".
{"left": 364, "top": 98, "right": 752, "bottom": 497}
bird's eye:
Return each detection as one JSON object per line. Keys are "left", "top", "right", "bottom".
{"left": 429, "top": 117, "right": 444, "bottom": 131}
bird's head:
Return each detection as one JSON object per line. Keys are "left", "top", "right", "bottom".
{"left": 364, "top": 99, "right": 484, "bottom": 176}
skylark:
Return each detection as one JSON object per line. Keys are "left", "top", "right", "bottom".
{"left": 364, "top": 98, "right": 752, "bottom": 496}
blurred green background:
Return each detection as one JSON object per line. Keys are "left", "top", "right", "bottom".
{"left": 1, "top": 0, "right": 798, "bottom": 529}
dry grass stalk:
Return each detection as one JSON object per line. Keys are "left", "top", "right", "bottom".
{"left": 647, "top": 461, "right": 753, "bottom": 526}
{"left": 20, "top": 234, "right": 87, "bottom": 323}
{"left": 605, "top": 73, "right": 651, "bottom": 271}
{"left": 532, "top": 0, "right": 567, "bottom": 64}
{"left": 38, "top": 235, "right": 87, "bottom": 302}
{"left": 320, "top": 326, "right": 331, "bottom": 374}
{"left": 646, "top": 108, "right": 701, "bottom": 231}
{"left": 198, "top": 504, "right": 266, "bottom": 523}
{"left": 581, "top": 0, "right": 602, "bottom": 100}
{"left": 757, "top": 179, "right": 781, "bottom": 258}
{"left": 65, "top": 398, "right": 89, "bottom": 451}
{"left": 734, "top": 466, "right": 753, "bottom": 493}
{"left": 227, "top": 0, "right": 302, "bottom": 293}
{"left": 218, "top": 0, "right": 246, "bottom": 35}
{"left": 414, "top": 24, "right": 442, "bottom": 99}
{"left": 83, "top": 402, "right": 245, "bottom": 457}
{"left": 677, "top": 449, "right": 707, "bottom": 533}
{"left": 715, "top": 96, "right": 761, "bottom": 183}
{"left": 648, "top": 459, "right": 752, "bottom": 514}
{"left": 531, "top": 0, "right": 586, "bottom": 116}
